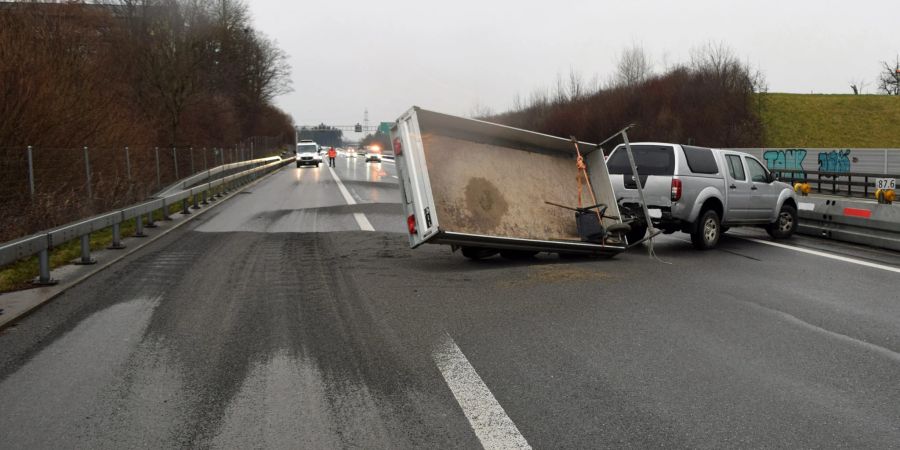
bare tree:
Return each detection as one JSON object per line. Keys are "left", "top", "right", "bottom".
{"left": 468, "top": 101, "right": 494, "bottom": 119}
{"left": 878, "top": 55, "right": 900, "bottom": 95}
{"left": 553, "top": 72, "right": 568, "bottom": 104}
{"left": 849, "top": 78, "right": 868, "bottom": 95}
{"left": 567, "top": 68, "right": 586, "bottom": 100}
{"left": 615, "top": 44, "right": 652, "bottom": 87}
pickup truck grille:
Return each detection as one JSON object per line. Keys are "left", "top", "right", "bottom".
{"left": 300, "top": 156, "right": 312, "bottom": 160}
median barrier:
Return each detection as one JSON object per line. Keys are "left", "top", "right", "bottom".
{"left": 797, "top": 196, "right": 900, "bottom": 251}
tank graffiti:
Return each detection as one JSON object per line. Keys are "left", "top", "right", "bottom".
{"left": 763, "top": 149, "right": 807, "bottom": 178}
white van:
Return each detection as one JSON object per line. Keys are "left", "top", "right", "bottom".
{"left": 296, "top": 140, "right": 321, "bottom": 167}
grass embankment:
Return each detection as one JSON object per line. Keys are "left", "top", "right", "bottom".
{"left": 0, "top": 203, "right": 184, "bottom": 292}
{"left": 761, "top": 93, "right": 900, "bottom": 148}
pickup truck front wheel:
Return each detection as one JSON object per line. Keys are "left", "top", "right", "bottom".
{"left": 691, "top": 209, "right": 721, "bottom": 250}
{"left": 766, "top": 204, "right": 797, "bottom": 239}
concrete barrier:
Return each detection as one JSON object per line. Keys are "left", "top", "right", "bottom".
{"left": 797, "top": 196, "right": 900, "bottom": 251}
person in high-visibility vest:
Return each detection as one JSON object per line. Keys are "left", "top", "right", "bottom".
{"left": 327, "top": 147, "right": 336, "bottom": 167}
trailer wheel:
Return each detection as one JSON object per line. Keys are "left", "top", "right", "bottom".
{"left": 500, "top": 250, "right": 538, "bottom": 260}
{"left": 625, "top": 224, "right": 647, "bottom": 245}
{"left": 461, "top": 247, "right": 499, "bottom": 260}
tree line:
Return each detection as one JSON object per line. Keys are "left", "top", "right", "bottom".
{"left": 485, "top": 43, "right": 768, "bottom": 149}
{"left": 0, "top": 0, "right": 294, "bottom": 149}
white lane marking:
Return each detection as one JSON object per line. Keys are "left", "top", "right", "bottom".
{"left": 432, "top": 333, "right": 531, "bottom": 450}
{"left": 392, "top": 176, "right": 398, "bottom": 179}
{"left": 327, "top": 166, "right": 375, "bottom": 232}
{"left": 738, "top": 237, "right": 900, "bottom": 274}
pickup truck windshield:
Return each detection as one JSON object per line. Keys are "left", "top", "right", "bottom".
{"left": 606, "top": 145, "right": 675, "bottom": 176}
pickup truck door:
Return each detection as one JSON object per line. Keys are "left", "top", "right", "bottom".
{"left": 723, "top": 153, "right": 751, "bottom": 222}
{"left": 744, "top": 156, "right": 780, "bottom": 222}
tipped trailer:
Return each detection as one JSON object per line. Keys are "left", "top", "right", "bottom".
{"left": 390, "top": 107, "right": 640, "bottom": 260}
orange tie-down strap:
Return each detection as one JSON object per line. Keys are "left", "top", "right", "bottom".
{"left": 573, "top": 142, "right": 605, "bottom": 246}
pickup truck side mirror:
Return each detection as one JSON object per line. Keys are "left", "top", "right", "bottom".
{"left": 766, "top": 172, "right": 775, "bottom": 183}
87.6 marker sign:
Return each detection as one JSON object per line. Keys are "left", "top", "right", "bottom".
{"left": 875, "top": 178, "right": 896, "bottom": 190}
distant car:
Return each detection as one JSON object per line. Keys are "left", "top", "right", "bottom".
{"left": 296, "top": 140, "right": 320, "bottom": 167}
{"left": 365, "top": 150, "right": 382, "bottom": 163}
{"left": 357, "top": 148, "right": 366, "bottom": 157}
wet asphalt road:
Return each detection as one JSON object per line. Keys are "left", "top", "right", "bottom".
{"left": 1, "top": 153, "right": 899, "bottom": 448}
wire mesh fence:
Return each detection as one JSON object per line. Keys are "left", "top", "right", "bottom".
{"left": 0, "top": 140, "right": 287, "bottom": 243}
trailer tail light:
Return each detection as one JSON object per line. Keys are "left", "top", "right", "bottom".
{"left": 407, "top": 214, "right": 417, "bottom": 235}
{"left": 393, "top": 138, "right": 403, "bottom": 156}
{"left": 671, "top": 179, "right": 682, "bottom": 201}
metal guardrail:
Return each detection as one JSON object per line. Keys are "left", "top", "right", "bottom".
{"left": 773, "top": 169, "right": 900, "bottom": 199}
{"left": 796, "top": 197, "right": 900, "bottom": 251}
{"left": 0, "top": 156, "right": 295, "bottom": 284}
{"left": 155, "top": 157, "right": 282, "bottom": 197}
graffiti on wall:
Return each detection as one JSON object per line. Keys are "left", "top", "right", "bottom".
{"left": 763, "top": 149, "right": 807, "bottom": 178}
{"left": 762, "top": 148, "right": 853, "bottom": 176}
{"left": 817, "top": 149, "right": 851, "bottom": 174}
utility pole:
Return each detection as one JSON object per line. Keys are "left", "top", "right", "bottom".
{"left": 364, "top": 108, "right": 370, "bottom": 135}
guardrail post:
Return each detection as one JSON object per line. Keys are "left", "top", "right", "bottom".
{"left": 192, "top": 192, "right": 200, "bottom": 209}
{"left": 108, "top": 223, "right": 125, "bottom": 249}
{"left": 161, "top": 199, "right": 172, "bottom": 220}
{"left": 27, "top": 145, "right": 35, "bottom": 199}
{"left": 34, "top": 248, "right": 57, "bottom": 285}
{"left": 134, "top": 214, "right": 147, "bottom": 237}
{"left": 75, "top": 234, "right": 97, "bottom": 265}
{"left": 182, "top": 198, "right": 191, "bottom": 215}
{"left": 202, "top": 190, "right": 209, "bottom": 205}
{"left": 84, "top": 146, "right": 93, "bottom": 200}
{"left": 155, "top": 147, "right": 161, "bottom": 188}
{"left": 145, "top": 211, "right": 157, "bottom": 228}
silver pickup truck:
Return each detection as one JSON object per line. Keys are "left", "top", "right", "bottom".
{"left": 607, "top": 143, "right": 798, "bottom": 249}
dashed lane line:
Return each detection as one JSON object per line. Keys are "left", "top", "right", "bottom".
{"left": 326, "top": 166, "right": 375, "bottom": 232}
{"left": 432, "top": 332, "right": 531, "bottom": 450}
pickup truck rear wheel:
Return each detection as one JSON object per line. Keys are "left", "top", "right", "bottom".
{"left": 461, "top": 247, "right": 499, "bottom": 260}
{"left": 766, "top": 204, "right": 797, "bottom": 239}
{"left": 691, "top": 209, "right": 721, "bottom": 250}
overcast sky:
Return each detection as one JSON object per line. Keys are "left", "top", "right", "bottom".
{"left": 249, "top": 0, "right": 898, "bottom": 139}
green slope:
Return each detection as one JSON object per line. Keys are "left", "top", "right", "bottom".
{"left": 761, "top": 93, "right": 900, "bottom": 148}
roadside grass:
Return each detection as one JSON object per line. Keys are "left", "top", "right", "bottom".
{"left": 761, "top": 93, "right": 900, "bottom": 148}
{"left": 0, "top": 201, "right": 184, "bottom": 293}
